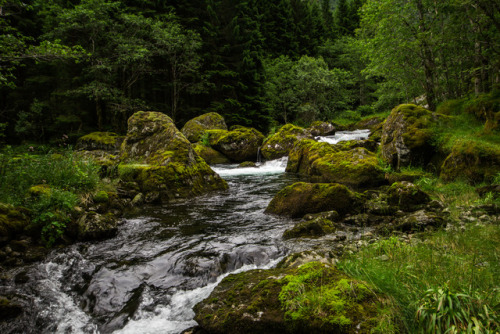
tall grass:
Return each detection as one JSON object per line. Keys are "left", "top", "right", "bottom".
{"left": 338, "top": 225, "right": 500, "bottom": 333}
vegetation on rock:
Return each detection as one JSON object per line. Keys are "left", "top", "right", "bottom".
{"left": 181, "top": 112, "right": 228, "bottom": 143}
{"left": 261, "top": 124, "right": 313, "bottom": 160}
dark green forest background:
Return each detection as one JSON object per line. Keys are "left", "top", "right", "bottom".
{"left": 1, "top": 0, "right": 499, "bottom": 143}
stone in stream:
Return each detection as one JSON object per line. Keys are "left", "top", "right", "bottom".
{"left": 265, "top": 182, "right": 361, "bottom": 218}
{"left": 286, "top": 139, "right": 386, "bottom": 188}
{"left": 181, "top": 112, "right": 228, "bottom": 143}
{"left": 260, "top": 124, "right": 313, "bottom": 160}
{"left": 118, "top": 111, "right": 228, "bottom": 202}
{"left": 194, "top": 261, "right": 397, "bottom": 334}
{"left": 307, "top": 120, "right": 336, "bottom": 136}
{"left": 205, "top": 126, "right": 265, "bottom": 163}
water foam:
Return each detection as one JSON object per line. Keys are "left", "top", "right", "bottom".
{"left": 212, "top": 157, "right": 288, "bottom": 176}
{"left": 317, "top": 129, "right": 370, "bottom": 145}
{"left": 115, "top": 257, "right": 283, "bottom": 334}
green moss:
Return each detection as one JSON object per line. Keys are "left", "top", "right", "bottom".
{"left": 28, "top": 184, "right": 52, "bottom": 196}
{"left": 440, "top": 139, "right": 500, "bottom": 184}
{"left": 283, "top": 218, "right": 336, "bottom": 239}
{"left": 181, "top": 112, "right": 227, "bottom": 143}
{"left": 79, "top": 132, "right": 121, "bottom": 146}
{"left": 279, "top": 262, "right": 396, "bottom": 333}
{"left": 0, "top": 203, "right": 30, "bottom": 239}
{"left": 193, "top": 143, "right": 230, "bottom": 165}
{"left": 261, "top": 124, "right": 311, "bottom": 160}
{"left": 208, "top": 126, "right": 265, "bottom": 162}
{"left": 93, "top": 190, "right": 109, "bottom": 203}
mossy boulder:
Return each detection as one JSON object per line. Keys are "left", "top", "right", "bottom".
{"left": 27, "top": 184, "right": 52, "bottom": 197}
{"left": 261, "top": 124, "right": 313, "bottom": 160}
{"left": 76, "top": 132, "right": 124, "bottom": 152}
{"left": 386, "top": 181, "right": 430, "bottom": 212}
{"left": 381, "top": 104, "right": 445, "bottom": 170}
{"left": 118, "top": 111, "right": 227, "bottom": 200}
{"left": 93, "top": 190, "right": 109, "bottom": 204}
{"left": 353, "top": 116, "right": 385, "bottom": 132}
{"left": 440, "top": 140, "right": 500, "bottom": 184}
{"left": 193, "top": 143, "right": 230, "bottom": 165}
{"left": 265, "top": 182, "right": 361, "bottom": 218}
{"left": 308, "top": 121, "right": 336, "bottom": 136}
{"left": 181, "top": 112, "right": 228, "bottom": 143}
{"left": 207, "top": 127, "right": 265, "bottom": 162}
{"left": 194, "top": 262, "right": 396, "bottom": 334}
{"left": 283, "top": 216, "right": 336, "bottom": 239}
{"left": 239, "top": 161, "right": 257, "bottom": 168}
{"left": 287, "top": 140, "right": 386, "bottom": 188}
{"left": 462, "top": 91, "right": 500, "bottom": 133}
{"left": 75, "top": 212, "right": 118, "bottom": 241}
{"left": 0, "top": 204, "right": 30, "bottom": 241}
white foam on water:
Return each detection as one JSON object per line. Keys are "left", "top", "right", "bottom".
{"left": 115, "top": 257, "right": 283, "bottom": 334}
{"left": 212, "top": 157, "right": 288, "bottom": 176}
{"left": 318, "top": 129, "right": 370, "bottom": 145}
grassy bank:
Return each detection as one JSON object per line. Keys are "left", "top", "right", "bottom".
{"left": 0, "top": 145, "right": 102, "bottom": 246}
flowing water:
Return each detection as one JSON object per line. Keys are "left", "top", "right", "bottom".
{"left": 0, "top": 131, "right": 369, "bottom": 334}
{"left": 0, "top": 158, "right": 303, "bottom": 334}
{"left": 317, "top": 129, "right": 370, "bottom": 145}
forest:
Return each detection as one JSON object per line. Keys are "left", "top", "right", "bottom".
{"left": 1, "top": 0, "right": 498, "bottom": 142}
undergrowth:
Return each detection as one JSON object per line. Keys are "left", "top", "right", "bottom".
{"left": 0, "top": 145, "right": 101, "bottom": 246}
{"left": 338, "top": 225, "right": 500, "bottom": 333}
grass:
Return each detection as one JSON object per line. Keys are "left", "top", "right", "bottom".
{"left": 0, "top": 145, "right": 102, "bottom": 246}
{"left": 338, "top": 224, "right": 500, "bottom": 333}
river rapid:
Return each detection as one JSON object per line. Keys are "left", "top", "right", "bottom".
{"left": 0, "top": 131, "right": 370, "bottom": 334}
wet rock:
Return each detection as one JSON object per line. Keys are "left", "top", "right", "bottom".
{"left": 131, "top": 193, "right": 144, "bottom": 207}
{"left": 194, "top": 262, "right": 397, "bottom": 334}
{"left": 207, "top": 126, "right": 265, "bottom": 162}
{"left": 283, "top": 218, "right": 336, "bottom": 239}
{"left": 261, "top": 124, "right": 313, "bottom": 160}
{"left": 0, "top": 296, "right": 23, "bottom": 320}
{"left": 193, "top": 143, "right": 230, "bottom": 165}
{"left": 265, "top": 182, "right": 361, "bottom": 218}
{"left": 118, "top": 111, "right": 228, "bottom": 201}
{"left": 181, "top": 112, "right": 227, "bottom": 143}
{"left": 239, "top": 161, "right": 257, "bottom": 168}
{"left": 287, "top": 139, "right": 386, "bottom": 188}
{"left": 75, "top": 212, "right": 118, "bottom": 241}
{"left": 381, "top": 104, "right": 447, "bottom": 170}
{"left": 386, "top": 181, "right": 431, "bottom": 212}
{"left": 440, "top": 140, "right": 500, "bottom": 184}
{"left": 308, "top": 121, "right": 336, "bottom": 136}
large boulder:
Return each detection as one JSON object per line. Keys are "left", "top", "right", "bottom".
{"left": 381, "top": 104, "right": 445, "bottom": 170}
{"left": 265, "top": 182, "right": 361, "bottom": 218}
{"left": 206, "top": 126, "right": 265, "bottom": 162}
{"left": 181, "top": 112, "right": 227, "bottom": 143}
{"left": 440, "top": 140, "right": 500, "bottom": 184}
{"left": 307, "top": 121, "right": 336, "bottom": 136}
{"left": 193, "top": 143, "right": 230, "bottom": 165}
{"left": 261, "top": 124, "right": 313, "bottom": 160}
{"left": 287, "top": 139, "right": 386, "bottom": 188}
{"left": 386, "top": 181, "right": 431, "bottom": 212}
{"left": 118, "top": 111, "right": 227, "bottom": 201}
{"left": 74, "top": 212, "right": 118, "bottom": 241}
{"left": 194, "top": 261, "right": 396, "bottom": 334}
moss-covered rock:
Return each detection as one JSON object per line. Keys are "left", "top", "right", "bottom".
{"left": 193, "top": 143, "right": 230, "bottom": 165}
{"left": 239, "top": 161, "right": 257, "bottom": 168}
{"left": 181, "top": 112, "right": 228, "bottom": 143}
{"left": 118, "top": 111, "right": 227, "bottom": 200}
{"left": 287, "top": 139, "right": 386, "bottom": 188}
{"left": 207, "top": 126, "right": 265, "bottom": 162}
{"left": 93, "top": 190, "right": 109, "bottom": 204}
{"left": 388, "top": 210, "right": 447, "bottom": 234}
{"left": 307, "top": 121, "right": 336, "bottom": 136}
{"left": 0, "top": 204, "right": 30, "bottom": 241}
{"left": 27, "top": 184, "right": 52, "bottom": 197}
{"left": 283, "top": 217, "right": 336, "bottom": 239}
{"left": 440, "top": 139, "right": 500, "bottom": 184}
{"left": 381, "top": 104, "right": 446, "bottom": 170}
{"left": 194, "top": 262, "right": 397, "bottom": 334}
{"left": 76, "top": 132, "right": 124, "bottom": 152}
{"left": 261, "top": 124, "right": 313, "bottom": 160}
{"left": 386, "top": 181, "right": 430, "bottom": 212}
{"left": 353, "top": 116, "right": 385, "bottom": 132}
{"left": 265, "top": 182, "right": 361, "bottom": 218}
{"left": 75, "top": 211, "right": 118, "bottom": 241}
{"left": 0, "top": 296, "right": 23, "bottom": 320}
{"left": 75, "top": 150, "right": 118, "bottom": 168}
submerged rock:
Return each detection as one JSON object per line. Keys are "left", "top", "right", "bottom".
{"left": 118, "top": 111, "right": 227, "bottom": 201}
{"left": 194, "top": 262, "right": 397, "bottom": 334}
{"left": 287, "top": 139, "right": 386, "bottom": 188}
{"left": 381, "top": 104, "right": 445, "bottom": 170}
{"left": 181, "top": 112, "right": 227, "bottom": 143}
{"left": 261, "top": 124, "right": 313, "bottom": 160}
{"left": 265, "top": 182, "right": 361, "bottom": 218}
{"left": 207, "top": 126, "right": 265, "bottom": 162}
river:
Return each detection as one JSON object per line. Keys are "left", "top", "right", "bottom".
{"left": 0, "top": 130, "right": 370, "bottom": 334}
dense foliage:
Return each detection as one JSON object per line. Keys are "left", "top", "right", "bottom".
{"left": 1, "top": 0, "right": 499, "bottom": 141}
